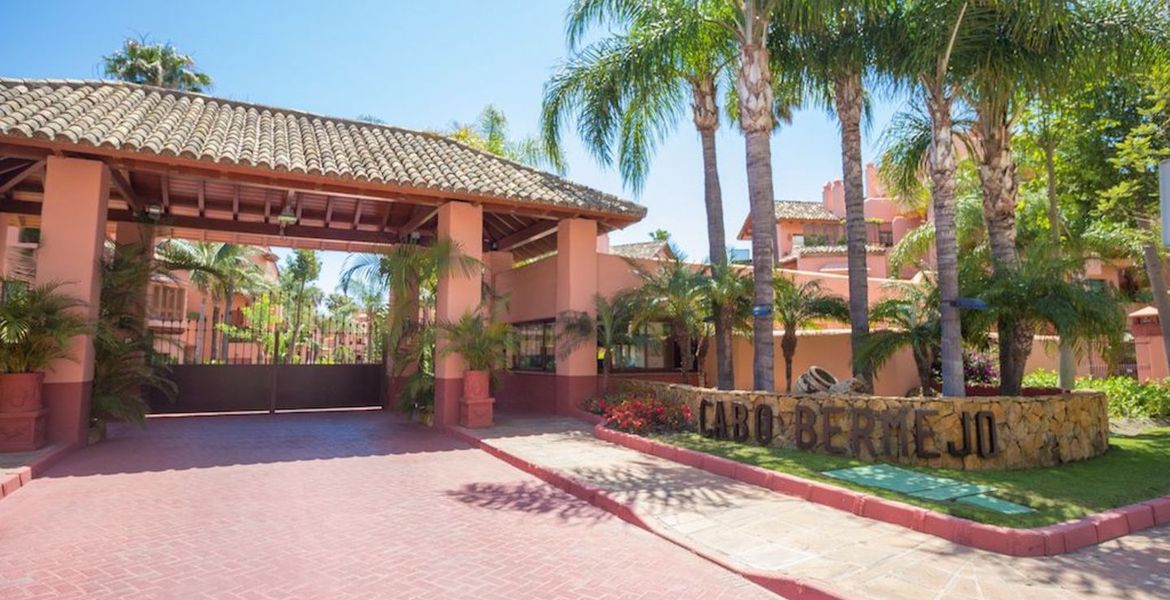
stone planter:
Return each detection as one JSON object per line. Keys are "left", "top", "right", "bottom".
{"left": 459, "top": 370, "right": 494, "bottom": 428}
{"left": 0, "top": 372, "right": 48, "bottom": 452}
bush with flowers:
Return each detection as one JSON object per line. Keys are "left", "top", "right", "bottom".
{"left": 601, "top": 392, "right": 693, "bottom": 435}
{"left": 581, "top": 394, "right": 616, "bottom": 415}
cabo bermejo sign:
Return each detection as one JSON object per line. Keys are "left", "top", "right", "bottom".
{"left": 620, "top": 380, "right": 1110, "bottom": 471}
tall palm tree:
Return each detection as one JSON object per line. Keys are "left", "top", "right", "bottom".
{"left": 795, "top": 1, "right": 889, "bottom": 389}
{"left": 773, "top": 275, "right": 850, "bottom": 393}
{"left": 281, "top": 250, "right": 321, "bottom": 363}
{"left": 880, "top": 0, "right": 972, "bottom": 396}
{"left": 102, "top": 37, "right": 213, "bottom": 92}
{"left": 542, "top": 0, "right": 740, "bottom": 389}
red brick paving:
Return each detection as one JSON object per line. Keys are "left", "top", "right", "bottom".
{"left": 0, "top": 411, "right": 775, "bottom": 599}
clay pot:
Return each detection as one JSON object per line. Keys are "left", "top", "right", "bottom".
{"left": 0, "top": 372, "right": 45, "bottom": 413}
{"left": 463, "top": 370, "right": 490, "bottom": 400}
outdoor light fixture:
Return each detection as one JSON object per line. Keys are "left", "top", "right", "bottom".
{"left": 146, "top": 204, "right": 163, "bottom": 220}
{"left": 408, "top": 231, "right": 422, "bottom": 244}
{"left": 277, "top": 205, "right": 297, "bottom": 227}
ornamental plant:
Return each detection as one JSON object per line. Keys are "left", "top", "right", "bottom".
{"left": 603, "top": 392, "right": 693, "bottom": 435}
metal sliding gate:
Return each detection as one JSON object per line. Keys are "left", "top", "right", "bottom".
{"left": 146, "top": 293, "right": 383, "bottom": 414}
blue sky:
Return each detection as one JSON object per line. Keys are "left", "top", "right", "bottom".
{"left": 1, "top": 0, "right": 902, "bottom": 292}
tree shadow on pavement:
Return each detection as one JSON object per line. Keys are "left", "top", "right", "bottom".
{"left": 444, "top": 481, "right": 611, "bottom": 523}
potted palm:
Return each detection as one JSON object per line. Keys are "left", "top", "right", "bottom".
{"left": 438, "top": 311, "right": 516, "bottom": 428}
{"left": 0, "top": 280, "right": 90, "bottom": 451}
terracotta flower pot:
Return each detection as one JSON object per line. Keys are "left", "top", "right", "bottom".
{"left": 0, "top": 372, "right": 45, "bottom": 413}
{"left": 463, "top": 370, "right": 490, "bottom": 400}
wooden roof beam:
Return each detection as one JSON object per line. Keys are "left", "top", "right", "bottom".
{"left": 498, "top": 220, "right": 558, "bottom": 252}
{"left": 399, "top": 205, "right": 439, "bottom": 235}
{"left": 0, "top": 159, "right": 45, "bottom": 197}
{"left": 107, "top": 167, "right": 141, "bottom": 212}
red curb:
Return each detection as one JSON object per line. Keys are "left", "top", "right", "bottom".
{"left": 1089, "top": 511, "right": 1130, "bottom": 543}
{"left": 1144, "top": 497, "right": 1170, "bottom": 525}
{"left": 647, "top": 440, "right": 679, "bottom": 462}
{"left": 0, "top": 443, "right": 72, "bottom": 503}
{"left": 443, "top": 424, "right": 847, "bottom": 600}
{"left": 592, "top": 425, "right": 1170, "bottom": 557}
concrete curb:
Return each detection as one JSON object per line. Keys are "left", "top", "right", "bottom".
{"left": 592, "top": 424, "right": 1170, "bottom": 558}
{"left": 0, "top": 443, "right": 71, "bottom": 502}
{"left": 441, "top": 423, "right": 846, "bottom": 600}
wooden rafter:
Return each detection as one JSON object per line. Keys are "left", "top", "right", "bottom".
{"left": 498, "top": 220, "right": 558, "bottom": 251}
{"left": 160, "top": 174, "right": 170, "bottom": 212}
{"left": 107, "top": 167, "right": 141, "bottom": 211}
{"left": 399, "top": 205, "right": 439, "bottom": 235}
{"left": 323, "top": 198, "right": 334, "bottom": 227}
{"left": 352, "top": 200, "right": 363, "bottom": 230}
{"left": 232, "top": 185, "right": 240, "bottom": 220}
{"left": 197, "top": 180, "right": 206, "bottom": 217}
{"left": 0, "top": 159, "right": 45, "bottom": 197}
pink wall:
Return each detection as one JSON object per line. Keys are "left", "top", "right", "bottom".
{"left": 794, "top": 253, "right": 889, "bottom": 279}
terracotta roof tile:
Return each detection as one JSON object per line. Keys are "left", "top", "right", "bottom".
{"left": 0, "top": 78, "right": 645, "bottom": 219}
{"left": 609, "top": 241, "right": 673, "bottom": 260}
{"left": 774, "top": 200, "right": 839, "bottom": 222}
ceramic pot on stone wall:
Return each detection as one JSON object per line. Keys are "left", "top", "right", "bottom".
{"left": 463, "top": 370, "right": 490, "bottom": 400}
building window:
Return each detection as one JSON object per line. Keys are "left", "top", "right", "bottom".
{"left": 511, "top": 320, "right": 556, "bottom": 371}
{"left": 612, "top": 323, "right": 673, "bottom": 371}
{"left": 148, "top": 284, "right": 186, "bottom": 321}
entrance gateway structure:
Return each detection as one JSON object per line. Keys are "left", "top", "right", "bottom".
{"left": 0, "top": 78, "right": 645, "bottom": 447}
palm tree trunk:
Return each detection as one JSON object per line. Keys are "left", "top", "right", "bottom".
{"left": 781, "top": 327, "right": 797, "bottom": 393}
{"left": 915, "top": 347, "right": 934, "bottom": 395}
{"left": 1142, "top": 241, "right": 1170, "bottom": 375}
{"left": 926, "top": 85, "right": 965, "bottom": 397}
{"left": 835, "top": 71, "right": 871, "bottom": 390}
{"left": 975, "top": 105, "right": 1031, "bottom": 394}
{"left": 737, "top": 41, "right": 777, "bottom": 392}
{"left": 219, "top": 280, "right": 234, "bottom": 362}
{"left": 692, "top": 76, "right": 733, "bottom": 391}
{"left": 1045, "top": 139, "right": 1077, "bottom": 388}
{"left": 210, "top": 305, "right": 221, "bottom": 362}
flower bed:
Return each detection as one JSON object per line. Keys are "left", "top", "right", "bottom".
{"left": 584, "top": 392, "right": 693, "bottom": 435}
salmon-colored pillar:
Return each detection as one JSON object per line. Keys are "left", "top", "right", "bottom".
{"left": 555, "top": 218, "right": 599, "bottom": 412}
{"left": 434, "top": 201, "right": 483, "bottom": 426}
{"left": 35, "top": 157, "right": 109, "bottom": 448}
{"left": 0, "top": 217, "right": 9, "bottom": 278}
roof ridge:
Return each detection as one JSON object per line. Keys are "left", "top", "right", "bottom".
{"left": 0, "top": 77, "right": 635, "bottom": 211}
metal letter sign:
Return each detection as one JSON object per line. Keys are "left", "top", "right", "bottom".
{"left": 1161, "top": 159, "right": 1170, "bottom": 248}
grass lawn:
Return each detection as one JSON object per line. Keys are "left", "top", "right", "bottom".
{"left": 655, "top": 428, "right": 1170, "bottom": 528}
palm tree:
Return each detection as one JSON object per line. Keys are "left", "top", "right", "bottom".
{"left": 857, "top": 281, "right": 941, "bottom": 396}
{"left": 772, "top": 275, "right": 849, "bottom": 393}
{"left": 880, "top": 0, "right": 971, "bottom": 396}
{"left": 158, "top": 241, "right": 268, "bottom": 362}
{"left": 626, "top": 254, "right": 709, "bottom": 374}
{"left": 280, "top": 250, "right": 322, "bottom": 363}
{"left": 795, "top": 2, "right": 890, "bottom": 389}
{"left": 448, "top": 105, "right": 558, "bottom": 170}
{"left": 559, "top": 291, "right": 643, "bottom": 394}
{"left": 102, "top": 37, "right": 213, "bottom": 92}
{"left": 542, "top": 0, "right": 740, "bottom": 389}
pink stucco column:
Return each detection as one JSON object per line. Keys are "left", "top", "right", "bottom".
{"left": 0, "top": 217, "right": 9, "bottom": 278}
{"left": 35, "top": 157, "right": 109, "bottom": 447}
{"left": 434, "top": 201, "right": 483, "bottom": 426}
{"left": 555, "top": 218, "right": 599, "bottom": 412}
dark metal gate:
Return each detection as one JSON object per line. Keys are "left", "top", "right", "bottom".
{"left": 146, "top": 293, "right": 384, "bottom": 414}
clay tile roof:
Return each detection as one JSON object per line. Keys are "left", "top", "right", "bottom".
{"left": 0, "top": 78, "right": 645, "bottom": 219}
{"left": 774, "top": 200, "right": 839, "bottom": 222}
{"left": 609, "top": 241, "right": 675, "bottom": 260}
{"left": 797, "top": 244, "right": 888, "bottom": 256}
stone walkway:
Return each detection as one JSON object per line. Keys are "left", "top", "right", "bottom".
{"left": 459, "top": 417, "right": 1170, "bottom": 600}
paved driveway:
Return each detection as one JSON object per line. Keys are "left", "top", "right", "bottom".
{"left": 0, "top": 411, "right": 774, "bottom": 599}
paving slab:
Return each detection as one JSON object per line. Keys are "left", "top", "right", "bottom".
{"left": 461, "top": 417, "right": 1170, "bottom": 600}
{"left": 0, "top": 411, "right": 777, "bottom": 599}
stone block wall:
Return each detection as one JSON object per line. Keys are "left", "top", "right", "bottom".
{"left": 619, "top": 380, "right": 1109, "bottom": 471}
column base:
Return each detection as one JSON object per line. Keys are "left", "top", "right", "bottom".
{"left": 459, "top": 397, "right": 495, "bottom": 428}
{"left": 434, "top": 377, "right": 462, "bottom": 427}
{"left": 42, "top": 381, "right": 92, "bottom": 448}
{"left": 0, "top": 409, "right": 47, "bottom": 452}
{"left": 555, "top": 375, "right": 598, "bottom": 415}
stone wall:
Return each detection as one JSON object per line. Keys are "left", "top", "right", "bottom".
{"left": 619, "top": 380, "right": 1109, "bottom": 471}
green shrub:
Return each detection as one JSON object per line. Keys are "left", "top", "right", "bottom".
{"left": 1023, "top": 370, "right": 1170, "bottom": 418}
